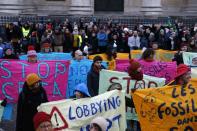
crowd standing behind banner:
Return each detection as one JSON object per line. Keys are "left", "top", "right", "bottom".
{"left": 0, "top": 18, "right": 197, "bottom": 131}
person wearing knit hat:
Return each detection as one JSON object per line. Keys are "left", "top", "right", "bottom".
{"left": 16, "top": 73, "right": 48, "bottom": 131}
{"left": 70, "top": 83, "right": 91, "bottom": 99}
{"left": 128, "top": 59, "right": 143, "bottom": 81}
{"left": 174, "top": 64, "right": 191, "bottom": 85}
{"left": 33, "top": 112, "right": 54, "bottom": 131}
{"left": 90, "top": 117, "right": 108, "bottom": 131}
{"left": 27, "top": 50, "right": 37, "bottom": 63}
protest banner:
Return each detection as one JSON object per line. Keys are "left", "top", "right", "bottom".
{"left": 19, "top": 52, "right": 72, "bottom": 61}
{"left": 0, "top": 100, "right": 4, "bottom": 122}
{"left": 88, "top": 53, "right": 115, "bottom": 70}
{"left": 191, "top": 68, "right": 197, "bottom": 78}
{"left": 132, "top": 79, "right": 197, "bottom": 131}
{"left": 183, "top": 52, "right": 197, "bottom": 67}
{"left": 38, "top": 90, "right": 126, "bottom": 131}
{"left": 0, "top": 60, "right": 70, "bottom": 103}
{"left": 116, "top": 59, "right": 176, "bottom": 83}
{"left": 130, "top": 49, "right": 176, "bottom": 62}
{"left": 67, "top": 59, "right": 108, "bottom": 98}
{"left": 183, "top": 52, "right": 197, "bottom": 78}
{"left": 99, "top": 69, "right": 166, "bottom": 120}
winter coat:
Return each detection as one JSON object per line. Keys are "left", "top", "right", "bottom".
{"left": 87, "top": 65, "right": 105, "bottom": 97}
{"left": 16, "top": 82, "right": 48, "bottom": 131}
{"left": 97, "top": 32, "right": 108, "bottom": 47}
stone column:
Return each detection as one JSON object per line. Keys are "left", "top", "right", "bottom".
{"left": 141, "top": 0, "right": 163, "bottom": 15}
{"left": 69, "top": 0, "right": 93, "bottom": 15}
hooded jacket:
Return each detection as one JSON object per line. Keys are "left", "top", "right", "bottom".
{"left": 16, "top": 82, "right": 48, "bottom": 131}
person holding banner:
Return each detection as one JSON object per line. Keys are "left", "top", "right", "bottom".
{"left": 16, "top": 73, "right": 48, "bottom": 131}
{"left": 73, "top": 49, "right": 84, "bottom": 61}
{"left": 87, "top": 56, "right": 105, "bottom": 96}
{"left": 27, "top": 49, "right": 38, "bottom": 63}
{"left": 33, "top": 112, "right": 54, "bottom": 131}
{"left": 70, "top": 83, "right": 91, "bottom": 99}
{"left": 173, "top": 64, "right": 191, "bottom": 85}
{"left": 2, "top": 47, "right": 18, "bottom": 59}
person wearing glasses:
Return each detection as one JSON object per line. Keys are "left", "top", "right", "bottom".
{"left": 16, "top": 73, "right": 48, "bottom": 131}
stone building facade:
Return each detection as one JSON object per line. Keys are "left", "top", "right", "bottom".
{"left": 0, "top": 0, "right": 196, "bottom": 16}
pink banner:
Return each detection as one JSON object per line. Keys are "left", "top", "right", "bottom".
{"left": 0, "top": 60, "right": 70, "bottom": 103}
{"left": 116, "top": 59, "right": 177, "bottom": 83}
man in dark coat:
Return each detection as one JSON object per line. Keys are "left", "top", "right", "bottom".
{"left": 16, "top": 73, "right": 48, "bottom": 131}
{"left": 87, "top": 56, "right": 105, "bottom": 97}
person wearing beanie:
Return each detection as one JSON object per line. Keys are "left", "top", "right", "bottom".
{"left": 2, "top": 47, "right": 18, "bottom": 59}
{"left": 70, "top": 83, "right": 91, "bottom": 99}
{"left": 90, "top": 117, "right": 108, "bottom": 131}
{"left": 27, "top": 50, "right": 37, "bottom": 63}
{"left": 33, "top": 112, "right": 54, "bottom": 131}
{"left": 16, "top": 73, "right": 48, "bottom": 131}
{"left": 173, "top": 64, "right": 191, "bottom": 85}
{"left": 128, "top": 59, "right": 143, "bottom": 81}
{"left": 87, "top": 56, "right": 105, "bottom": 96}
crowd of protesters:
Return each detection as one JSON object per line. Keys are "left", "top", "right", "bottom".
{"left": 0, "top": 17, "right": 197, "bottom": 131}
{"left": 0, "top": 18, "right": 196, "bottom": 59}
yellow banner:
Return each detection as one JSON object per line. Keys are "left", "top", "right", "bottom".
{"left": 132, "top": 79, "right": 197, "bottom": 131}
{"left": 130, "top": 49, "right": 176, "bottom": 62}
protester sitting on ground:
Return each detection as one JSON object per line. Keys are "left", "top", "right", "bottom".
{"left": 2, "top": 47, "right": 18, "bottom": 59}
{"left": 70, "top": 83, "right": 91, "bottom": 99}
{"left": 89, "top": 117, "right": 108, "bottom": 131}
{"left": 16, "top": 73, "right": 48, "bottom": 131}
{"left": 33, "top": 112, "right": 54, "bottom": 131}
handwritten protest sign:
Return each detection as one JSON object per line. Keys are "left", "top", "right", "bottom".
{"left": 130, "top": 49, "right": 176, "bottom": 62}
{"left": 38, "top": 90, "right": 126, "bottom": 131}
{"left": 67, "top": 59, "right": 108, "bottom": 98}
{"left": 0, "top": 60, "right": 69, "bottom": 103}
{"left": 132, "top": 79, "right": 197, "bottom": 131}
{"left": 116, "top": 59, "right": 176, "bottom": 83}
{"left": 99, "top": 69, "right": 166, "bottom": 120}
{"left": 19, "top": 52, "right": 72, "bottom": 61}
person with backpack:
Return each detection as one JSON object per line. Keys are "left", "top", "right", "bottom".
{"left": 16, "top": 73, "right": 48, "bottom": 131}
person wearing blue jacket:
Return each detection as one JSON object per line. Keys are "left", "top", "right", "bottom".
{"left": 70, "top": 83, "right": 91, "bottom": 99}
{"left": 97, "top": 28, "right": 108, "bottom": 53}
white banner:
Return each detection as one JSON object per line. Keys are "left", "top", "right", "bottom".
{"left": 38, "top": 90, "right": 126, "bottom": 131}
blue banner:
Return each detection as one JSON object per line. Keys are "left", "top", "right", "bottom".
{"left": 67, "top": 59, "right": 108, "bottom": 98}
{"left": 19, "top": 52, "right": 72, "bottom": 61}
